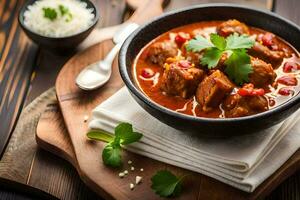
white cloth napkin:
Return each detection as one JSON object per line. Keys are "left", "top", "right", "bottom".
{"left": 89, "top": 87, "right": 300, "bottom": 192}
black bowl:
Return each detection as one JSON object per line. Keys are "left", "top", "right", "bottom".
{"left": 119, "top": 4, "right": 300, "bottom": 137}
{"left": 18, "top": 0, "right": 99, "bottom": 53}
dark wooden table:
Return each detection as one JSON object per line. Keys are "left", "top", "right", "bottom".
{"left": 0, "top": 0, "right": 299, "bottom": 199}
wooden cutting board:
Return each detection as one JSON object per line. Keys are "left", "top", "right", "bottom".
{"left": 34, "top": 28, "right": 300, "bottom": 200}
{"left": 36, "top": 96, "right": 300, "bottom": 200}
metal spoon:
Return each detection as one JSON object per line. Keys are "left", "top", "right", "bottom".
{"left": 76, "top": 23, "right": 139, "bottom": 90}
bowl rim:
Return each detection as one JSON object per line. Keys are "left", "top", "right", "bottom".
{"left": 18, "top": 0, "right": 100, "bottom": 39}
{"left": 119, "top": 3, "right": 300, "bottom": 124}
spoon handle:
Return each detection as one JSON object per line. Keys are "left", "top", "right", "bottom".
{"left": 100, "top": 42, "right": 122, "bottom": 71}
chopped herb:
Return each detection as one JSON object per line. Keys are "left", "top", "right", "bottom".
{"left": 42, "top": 7, "right": 57, "bottom": 21}
{"left": 58, "top": 5, "right": 73, "bottom": 22}
{"left": 58, "top": 5, "right": 69, "bottom": 16}
{"left": 186, "top": 33, "right": 255, "bottom": 85}
{"left": 151, "top": 170, "right": 183, "bottom": 197}
{"left": 87, "top": 123, "right": 143, "bottom": 168}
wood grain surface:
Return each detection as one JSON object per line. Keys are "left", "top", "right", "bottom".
{"left": 1, "top": 0, "right": 300, "bottom": 199}
{"left": 37, "top": 93, "right": 300, "bottom": 200}
{"left": 0, "top": 0, "right": 38, "bottom": 157}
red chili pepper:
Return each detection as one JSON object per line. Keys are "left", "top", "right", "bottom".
{"left": 141, "top": 68, "right": 154, "bottom": 78}
{"left": 175, "top": 32, "right": 190, "bottom": 46}
{"left": 261, "top": 33, "right": 274, "bottom": 47}
{"left": 277, "top": 75, "right": 298, "bottom": 86}
{"left": 178, "top": 60, "right": 191, "bottom": 68}
{"left": 278, "top": 87, "right": 294, "bottom": 96}
{"left": 283, "top": 62, "right": 300, "bottom": 73}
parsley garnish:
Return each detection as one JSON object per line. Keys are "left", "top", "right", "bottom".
{"left": 151, "top": 170, "right": 183, "bottom": 197}
{"left": 42, "top": 7, "right": 57, "bottom": 21}
{"left": 87, "top": 123, "right": 143, "bottom": 168}
{"left": 186, "top": 33, "right": 255, "bottom": 85}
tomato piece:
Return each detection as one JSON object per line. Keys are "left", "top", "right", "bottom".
{"left": 261, "top": 33, "right": 274, "bottom": 47}
{"left": 237, "top": 84, "right": 265, "bottom": 96}
{"left": 141, "top": 68, "right": 154, "bottom": 78}
{"left": 277, "top": 75, "right": 298, "bottom": 86}
{"left": 278, "top": 87, "right": 294, "bottom": 96}
{"left": 178, "top": 60, "right": 191, "bottom": 68}
{"left": 251, "top": 88, "right": 265, "bottom": 96}
{"left": 175, "top": 32, "right": 190, "bottom": 46}
{"left": 283, "top": 62, "right": 300, "bottom": 73}
{"left": 238, "top": 88, "right": 251, "bottom": 96}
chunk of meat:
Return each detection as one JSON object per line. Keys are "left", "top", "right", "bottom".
{"left": 216, "top": 19, "right": 250, "bottom": 37}
{"left": 248, "top": 42, "right": 289, "bottom": 66}
{"left": 161, "top": 61, "right": 205, "bottom": 98}
{"left": 223, "top": 93, "right": 268, "bottom": 118}
{"left": 147, "top": 41, "right": 178, "bottom": 67}
{"left": 196, "top": 70, "right": 234, "bottom": 111}
{"left": 249, "top": 57, "right": 276, "bottom": 87}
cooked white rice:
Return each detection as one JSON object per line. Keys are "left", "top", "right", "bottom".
{"left": 23, "top": 0, "right": 95, "bottom": 37}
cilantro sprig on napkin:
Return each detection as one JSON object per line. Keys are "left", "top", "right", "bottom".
{"left": 87, "top": 123, "right": 143, "bottom": 168}
{"left": 186, "top": 33, "right": 255, "bottom": 85}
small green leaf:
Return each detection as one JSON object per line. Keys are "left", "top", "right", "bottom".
{"left": 102, "top": 143, "right": 122, "bottom": 168}
{"left": 225, "top": 49, "right": 253, "bottom": 85}
{"left": 59, "top": 5, "right": 69, "bottom": 16}
{"left": 87, "top": 130, "right": 115, "bottom": 143}
{"left": 225, "top": 33, "right": 255, "bottom": 50}
{"left": 210, "top": 33, "right": 226, "bottom": 50}
{"left": 87, "top": 122, "right": 143, "bottom": 169}
{"left": 115, "top": 123, "right": 143, "bottom": 145}
{"left": 186, "top": 35, "right": 214, "bottom": 52}
{"left": 120, "top": 132, "right": 143, "bottom": 145}
{"left": 201, "top": 47, "right": 223, "bottom": 69}
{"left": 42, "top": 7, "right": 57, "bottom": 21}
{"left": 115, "top": 123, "right": 133, "bottom": 138}
{"left": 151, "top": 170, "right": 183, "bottom": 197}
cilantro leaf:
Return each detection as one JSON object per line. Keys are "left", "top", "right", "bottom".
{"left": 42, "top": 7, "right": 57, "bottom": 21}
{"left": 226, "top": 33, "right": 255, "bottom": 49}
{"left": 102, "top": 143, "right": 122, "bottom": 167}
{"left": 186, "top": 35, "right": 213, "bottom": 52}
{"left": 151, "top": 170, "right": 183, "bottom": 197}
{"left": 225, "top": 49, "right": 253, "bottom": 85}
{"left": 87, "top": 123, "right": 143, "bottom": 168}
{"left": 210, "top": 33, "right": 226, "bottom": 50}
{"left": 186, "top": 32, "right": 255, "bottom": 85}
{"left": 115, "top": 123, "right": 143, "bottom": 145}
{"left": 201, "top": 47, "right": 223, "bottom": 69}
{"left": 86, "top": 130, "right": 114, "bottom": 143}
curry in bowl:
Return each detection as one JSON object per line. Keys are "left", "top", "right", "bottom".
{"left": 133, "top": 19, "right": 300, "bottom": 118}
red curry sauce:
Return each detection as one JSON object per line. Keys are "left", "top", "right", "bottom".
{"left": 133, "top": 21, "right": 300, "bottom": 118}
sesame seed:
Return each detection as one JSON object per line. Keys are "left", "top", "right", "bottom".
{"left": 140, "top": 168, "right": 144, "bottom": 172}
{"left": 131, "top": 166, "right": 135, "bottom": 171}
{"left": 128, "top": 160, "right": 132, "bottom": 164}
{"left": 124, "top": 170, "right": 128, "bottom": 175}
